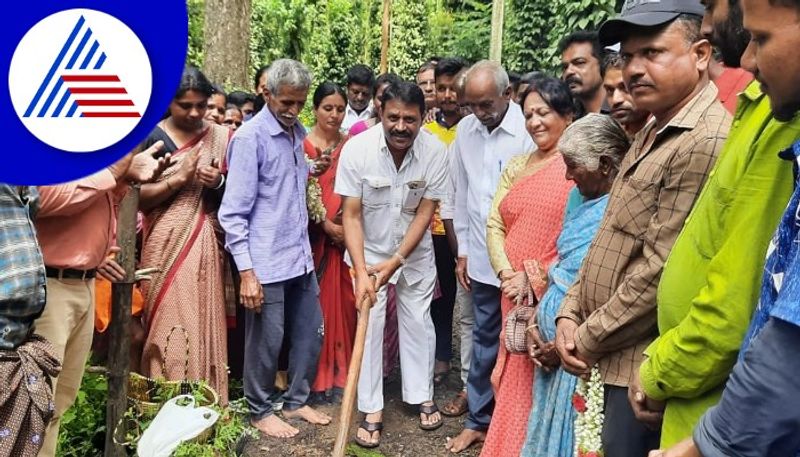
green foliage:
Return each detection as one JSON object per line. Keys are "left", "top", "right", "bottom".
{"left": 186, "top": 0, "right": 205, "bottom": 67}
{"left": 190, "top": 0, "right": 619, "bottom": 92}
{"left": 388, "top": 0, "right": 429, "bottom": 79}
{"left": 56, "top": 368, "right": 106, "bottom": 457}
{"left": 503, "top": 0, "right": 617, "bottom": 73}
{"left": 435, "top": 0, "right": 492, "bottom": 64}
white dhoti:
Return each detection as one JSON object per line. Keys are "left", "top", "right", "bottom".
{"left": 357, "top": 271, "right": 436, "bottom": 413}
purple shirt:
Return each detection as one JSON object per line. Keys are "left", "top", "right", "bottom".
{"left": 219, "top": 108, "right": 314, "bottom": 284}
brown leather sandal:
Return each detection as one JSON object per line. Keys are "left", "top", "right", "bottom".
{"left": 419, "top": 402, "right": 443, "bottom": 431}
{"left": 441, "top": 390, "right": 468, "bottom": 417}
{"left": 354, "top": 419, "right": 383, "bottom": 448}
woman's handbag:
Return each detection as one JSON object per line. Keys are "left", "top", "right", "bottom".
{"left": 503, "top": 260, "right": 547, "bottom": 354}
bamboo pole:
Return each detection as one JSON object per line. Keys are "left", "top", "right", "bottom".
{"left": 332, "top": 279, "right": 377, "bottom": 457}
{"left": 489, "top": 0, "right": 505, "bottom": 62}
{"left": 380, "top": 0, "right": 391, "bottom": 74}
{"left": 104, "top": 185, "right": 139, "bottom": 456}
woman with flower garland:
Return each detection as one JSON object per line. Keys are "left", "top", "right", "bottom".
{"left": 521, "top": 114, "right": 630, "bottom": 457}
{"left": 481, "top": 78, "right": 576, "bottom": 456}
{"left": 303, "top": 81, "right": 356, "bottom": 405}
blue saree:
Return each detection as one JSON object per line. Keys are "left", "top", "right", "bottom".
{"left": 521, "top": 189, "right": 608, "bottom": 457}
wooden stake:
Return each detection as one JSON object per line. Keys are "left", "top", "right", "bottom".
{"left": 489, "top": 0, "right": 506, "bottom": 62}
{"left": 332, "top": 279, "right": 377, "bottom": 457}
{"left": 380, "top": 0, "right": 391, "bottom": 74}
{"left": 104, "top": 185, "right": 139, "bottom": 457}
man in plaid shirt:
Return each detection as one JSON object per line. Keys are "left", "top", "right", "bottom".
{"left": 0, "top": 185, "right": 61, "bottom": 457}
{"left": 555, "top": 1, "right": 730, "bottom": 455}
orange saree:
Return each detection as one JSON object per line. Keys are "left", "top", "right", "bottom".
{"left": 481, "top": 155, "right": 573, "bottom": 457}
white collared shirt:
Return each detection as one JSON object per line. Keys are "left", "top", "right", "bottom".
{"left": 451, "top": 102, "right": 534, "bottom": 286}
{"left": 335, "top": 124, "right": 449, "bottom": 285}
{"left": 342, "top": 102, "right": 375, "bottom": 130}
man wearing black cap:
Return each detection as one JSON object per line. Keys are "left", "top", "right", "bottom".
{"left": 633, "top": 0, "right": 800, "bottom": 449}
{"left": 554, "top": 1, "right": 730, "bottom": 455}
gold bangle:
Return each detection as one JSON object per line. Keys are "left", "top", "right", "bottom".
{"left": 525, "top": 324, "right": 538, "bottom": 332}
{"left": 166, "top": 177, "right": 173, "bottom": 191}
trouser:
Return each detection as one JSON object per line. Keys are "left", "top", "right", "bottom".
{"left": 456, "top": 282, "right": 474, "bottom": 387}
{"left": 35, "top": 278, "right": 95, "bottom": 457}
{"left": 358, "top": 272, "right": 436, "bottom": 413}
{"left": 464, "top": 280, "right": 501, "bottom": 431}
{"left": 602, "top": 385, "right": 661, "bottom": 457}
{"left": 244, "top": 272, "right": 322, "bottom": 421}
{"left": 431, "top": 234, "right": 456, "bottom": 363}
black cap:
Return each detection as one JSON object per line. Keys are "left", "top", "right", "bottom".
{"left": 598, "top": 0, "right": 705, "bottom": 46}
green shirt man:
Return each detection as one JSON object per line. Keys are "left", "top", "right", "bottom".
{"left": 639, "top": 81, "right": 800, "bottom": 447}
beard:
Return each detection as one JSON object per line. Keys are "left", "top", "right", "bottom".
{"left": 713, "top": 7, "right": 750, "bottom": 68}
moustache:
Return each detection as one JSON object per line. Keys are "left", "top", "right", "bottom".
{"left": 627, "top": 77, "right": 654, "bottom": 90}
{"left": 390, "top": 130, "right": 412, "bottom": 138}
{"left": 565, "top": 75, "right": 582, "bottom": 86}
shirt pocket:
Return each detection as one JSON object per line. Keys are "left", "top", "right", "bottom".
{"left": 362, "top": 176, "right": 392, "bottom": 208}
{"left": 402, "top": 180, "right": 427, "bottom": 213}
{"left": 691, "top": 184, "right": 733, "bottom": 259}
{"left": 612, "top": 177, "right": 658, "bottom": 238}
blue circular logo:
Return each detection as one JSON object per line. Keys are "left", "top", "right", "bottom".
{"left": 3, "top": 1, "right": 187, "bottom": 184}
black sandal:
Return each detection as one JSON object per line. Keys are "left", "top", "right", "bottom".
{"left": 354, "top": 419, "right": 383, "bottom": 448}
{"left": 419, "top": 402, "right": 443, "bottom": 431}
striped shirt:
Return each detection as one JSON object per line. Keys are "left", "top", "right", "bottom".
{"left": 0, "top": 185, "right": 46, "bottom": 350}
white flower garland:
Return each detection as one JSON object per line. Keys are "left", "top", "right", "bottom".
{"left": 305, "top": 155, "right": 327, "bottom": 224}
{"left": 573, "top": 365, "right": 604, "bottom": 457}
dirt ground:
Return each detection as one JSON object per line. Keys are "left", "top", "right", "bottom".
{"left": 241, "top": 373, "right": 483, "bottom": 457}
{"left": 242, "top": 299, "right": 484, "bottom": 457}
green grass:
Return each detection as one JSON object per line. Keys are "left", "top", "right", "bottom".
{"left": 345, "top": 443, "right": 386, "bottom": 457}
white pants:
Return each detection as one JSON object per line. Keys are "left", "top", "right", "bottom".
{"left": 456, "top": 282, "right": 474, "bottom": 387}
{"left": 358, "top": 272, "right": 436, "bottom": 413}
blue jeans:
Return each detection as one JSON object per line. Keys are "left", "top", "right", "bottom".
{"left": 464, "top": 280, "right": 501, "bottom": 431}
{"left": 243, "top": 272, "right": 323, "bottom": 420}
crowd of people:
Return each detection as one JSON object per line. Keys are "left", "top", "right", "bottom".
{"left": 2, "top": 0, "right": 800, "bottom": 455}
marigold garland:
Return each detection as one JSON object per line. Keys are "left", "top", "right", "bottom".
{"left": 574, "top": 365, "right": 604, "bottom": 457}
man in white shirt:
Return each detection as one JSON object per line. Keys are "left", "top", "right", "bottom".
{"left": 337, "top": 81, "right": 449, "bottom": 448}
{"left": 446, "top": 60, "right": 535, "bottom": 453}
{"left": 342, "top": 64, "right": 376, "bottom": 130}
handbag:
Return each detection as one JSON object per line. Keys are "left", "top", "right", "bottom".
{"left": 503, "top": 260, "right": 547, "bottom": 354}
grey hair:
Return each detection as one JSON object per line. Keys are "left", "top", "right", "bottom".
{"left": 266, "top": 58, "right": 312, "bottom": 95}
{"left": 465, "top": 60, "right": 510, "bottom": 96}
{"left": 558, "top": 113, "right": 630, "bottom": 171}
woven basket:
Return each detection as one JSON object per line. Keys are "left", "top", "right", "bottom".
{"left": 126, "top": 325, "right": 220, "bottom": 444}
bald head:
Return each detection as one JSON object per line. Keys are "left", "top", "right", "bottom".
{"left": 463, "top": 61, "right": 512, "bottom": 130}
{"left": 465, "top": 60, "right": 510, "bottom": 97}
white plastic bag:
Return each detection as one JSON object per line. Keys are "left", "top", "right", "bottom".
{"left": 137, "top": 394, "right": 219, "bottom": 457}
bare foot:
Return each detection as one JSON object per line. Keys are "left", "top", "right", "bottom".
{"left": 251, "top": 414, "right": 299, "bottom": 438}
{"left": 445, "top": 428, "right": 485, "bottom": 453}
{"left": 356, "top": 411, "right": 383, "bottom": 446}
{"left": 282, "top": 405, "right": 332, "bottom": 425}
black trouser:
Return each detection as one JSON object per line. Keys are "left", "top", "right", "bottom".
{"left": 602, "top": 384, "right": 661, "bottom": 456}
{"left": 431, "top": 234, "right": 456, "bottom": 363}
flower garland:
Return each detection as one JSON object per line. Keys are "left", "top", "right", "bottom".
{"left": 573, "top": 365, "right": 604, "bottom": 457}
{"left": 305, "top": 154, "right": 326, "bottom": 224}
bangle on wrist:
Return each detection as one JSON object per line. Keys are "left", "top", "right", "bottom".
{"left": 213, "top": 174, "right": 226, "bottom": 190}
{"left": 393, "top": 251, "right": 406, "bottom": 266}
{"left": 166, "top": 177, "right": 173, "bottom": 191}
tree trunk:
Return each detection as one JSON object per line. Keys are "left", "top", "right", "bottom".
{"left": 203, "top": 0, "right": 252, "bottom": 90}
{"left": 104, "top": 186, "right": 139, "bottom": 457}
{"left": 490, "top": 0, "right": 505, "bottom": 63}
{"left": 380, "top": 0, "right": 391, "bottom": 74}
